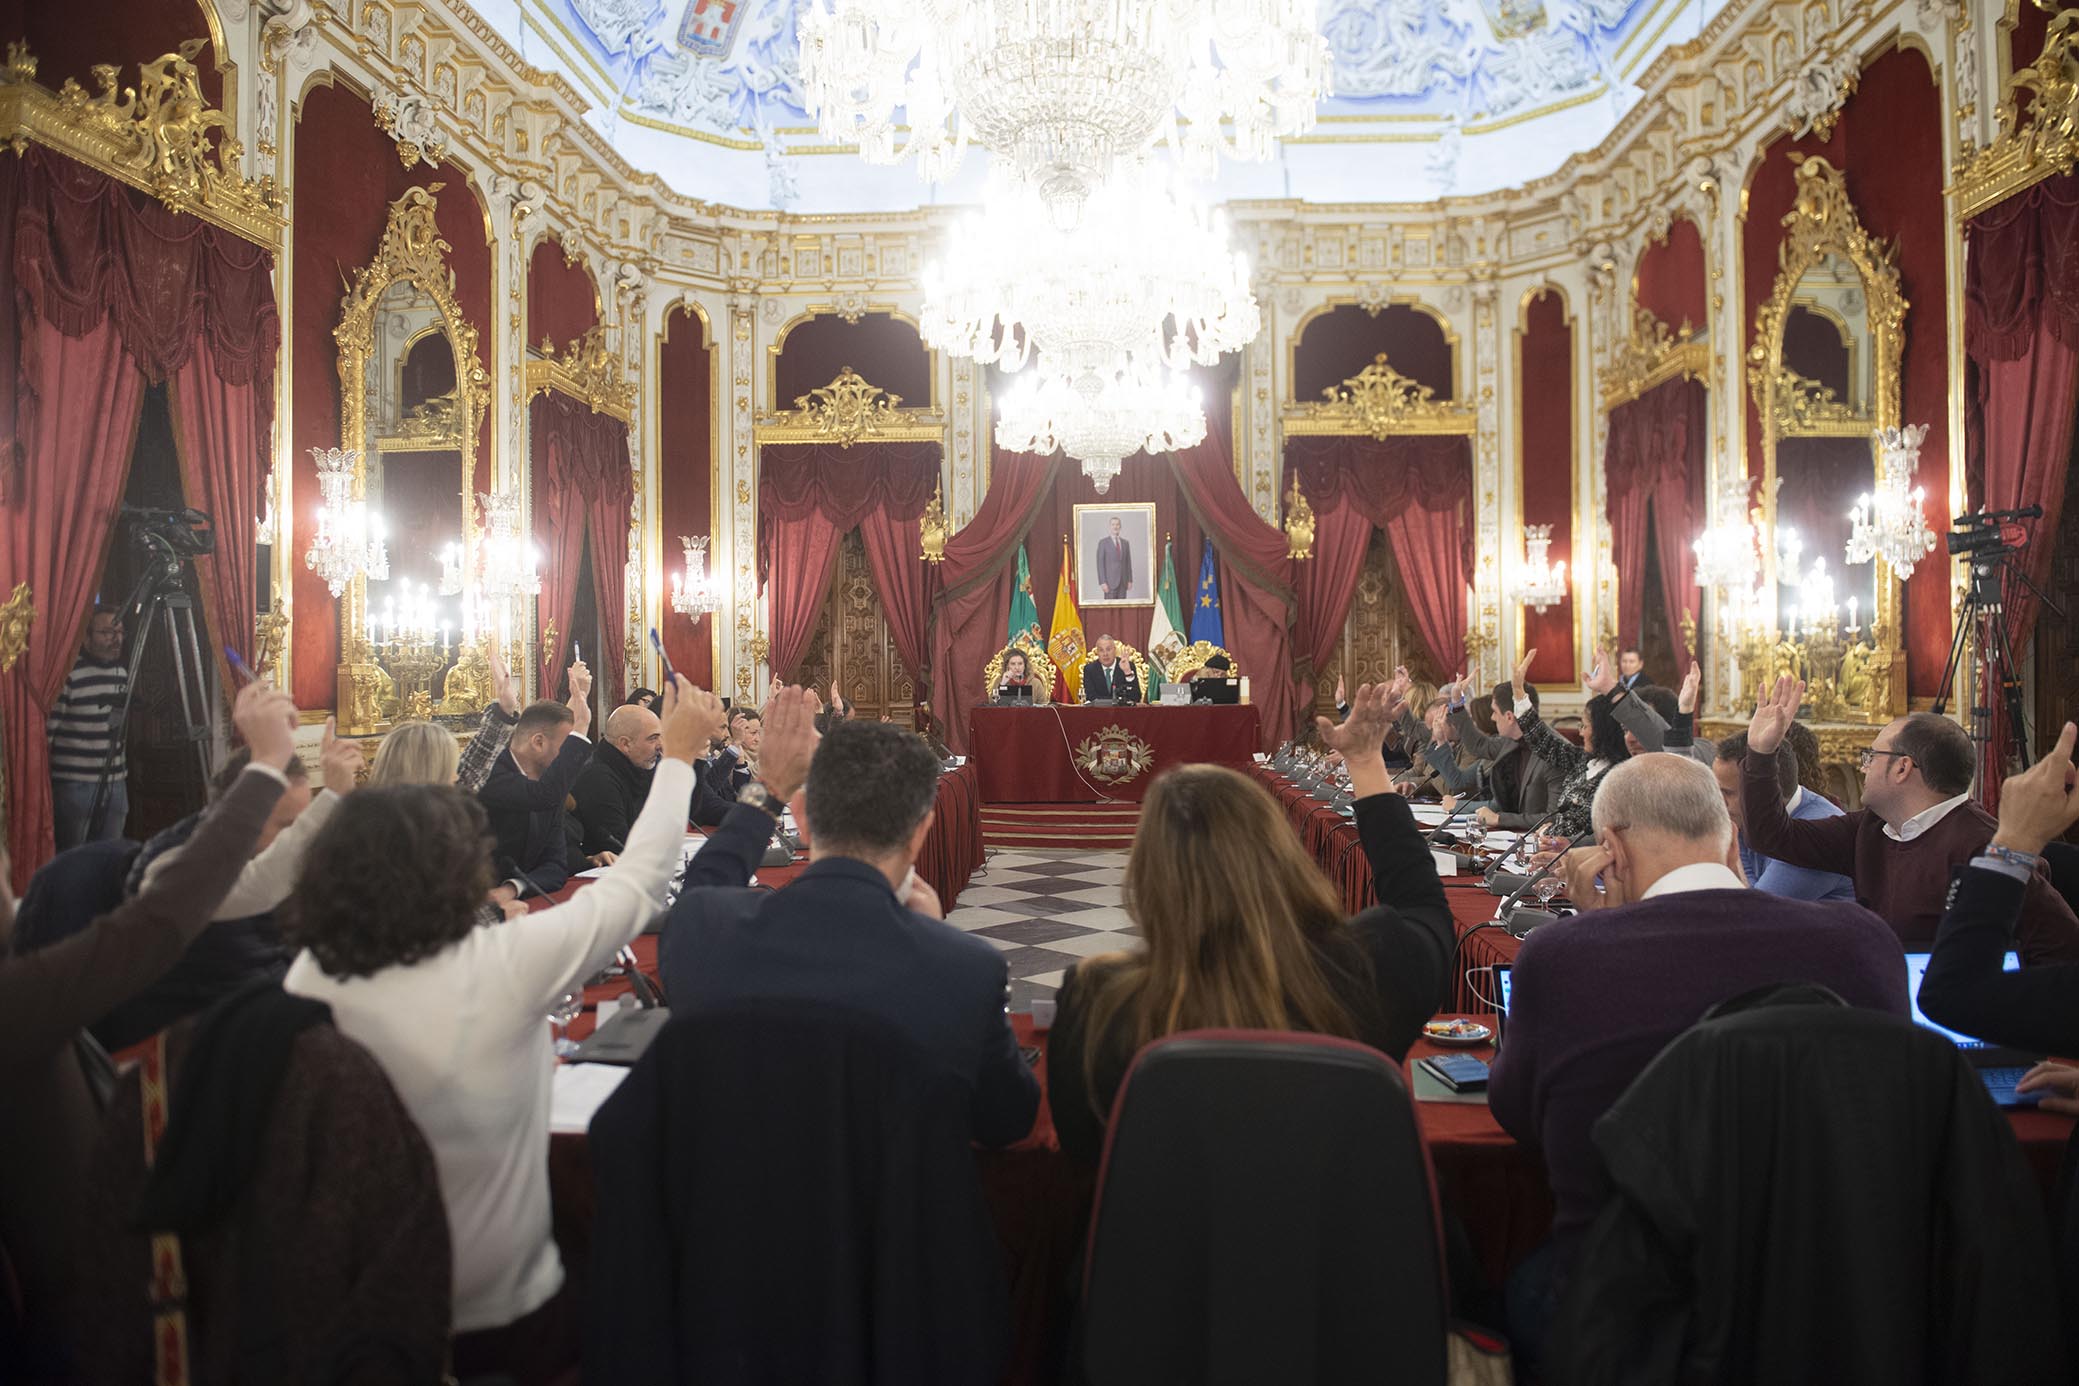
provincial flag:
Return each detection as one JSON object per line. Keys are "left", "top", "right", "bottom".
{"left": 1190, "top": 538, "right": 1225, "bottom": 648}
{"left": 1147, "top": 536, "right": 1187, "bottom": 675}
{"left": 1048, "top": 536, "right": 1086, "bottom": 703}
{"left": 1007, "top": 544, "right": 1042, "bottom": 648}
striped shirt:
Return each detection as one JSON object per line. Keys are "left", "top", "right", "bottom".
{"left": 48, "top": 657, "right": 128, "bottom": 783}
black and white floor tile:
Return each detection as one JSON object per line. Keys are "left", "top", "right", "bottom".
{"left": 949, "top": 850, "right": 1137, "bottom": 1010}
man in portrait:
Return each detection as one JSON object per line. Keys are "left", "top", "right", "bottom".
{"left": 1095, "top": 515, "right": 1134, "bottom": 601}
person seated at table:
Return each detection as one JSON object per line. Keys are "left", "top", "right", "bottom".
{"left": 1487, "top": 753, "right": 1907, "bottom": 1362}
{"left": 710, "top": 707, "right": 762, "bottom": 796}
{"left": 1183, "top": 652, "right": 1238, "bottom": 703}
{"left": 1508, "top": 648, "right": 1631, "bottom": 842}
{"left": 1334, "top": 673, "right": 1413, "bottom": 771}
{"left": 989, "top": 647, "right": 1051, "bottom": 704}
{"left": 571, "top": 702, "right": 664, "bottom": 861}
{"left": 479, "top": 665, "right": 594, "bottom": 903}
{"left": 1606, "top": 660, "right": 1716, "bottom": 765}
{"left": 1047, "top": 681, "right": 1455, "bottom": 1170}
{"left": 1710, "top": 730, "right": 1854, "bottom": 903}
{"left": 283, "top": 677, "right": 748, "bottom": 1386}
{"left": 1742, "top": 675, "right": 2079, "bottom": 963}
{"left": 1399, "top": 696, "right": 1485, "bottom": 800}
{"left": 1080, "top": 635, "right": 1142, "bottom": 705}
{"left": 659, "top": 718, "right": 1039, "bottom": 1150}
{"left": 1449, "top": 678, "right": 1561, "bottom": 831}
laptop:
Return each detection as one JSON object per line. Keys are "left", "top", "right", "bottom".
{"left": 1493, "top": 963, "right": 1512, "bottom": 1048}
{"left": 993, "top": 683, "right": 1034, "bottom": 704}
{"left": 1158, "top": 682, "right": 1191, "bottom": 705}
{"left": 1903, "top": 949, "right": 2041, "bottom": 1107}
{"left": 1191, "top": 679, "right": 1241, "bottom": 705}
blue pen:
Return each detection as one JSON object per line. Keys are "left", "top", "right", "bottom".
{"left": 649, "top": 627, "right": 677, "bottom": 687}
{"left": 224, "top": 645, "right": 259, "bottom": 686}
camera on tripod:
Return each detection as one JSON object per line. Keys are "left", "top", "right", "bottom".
{"left": 1947, "top": 505, "right": 2040, "bottom": 559}
{"left": 121, "top": 505, "right": 216, "bottom": 560}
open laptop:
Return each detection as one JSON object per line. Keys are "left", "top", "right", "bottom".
{"left": 1191, "top": 679, "right": 1241, "bottom": 705}
{"left": 1903, "top": 950, "right": 2040, "bottom": 1107}
{"left": 992, "top": 683, "right": 1034, "bottom": 704}
{"left": 1493, "top": 963, "right": 1512, "bottom": 1048}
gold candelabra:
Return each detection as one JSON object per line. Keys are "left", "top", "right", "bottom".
{"left": 369, "top": 628, "right": 455, "bottom": 723}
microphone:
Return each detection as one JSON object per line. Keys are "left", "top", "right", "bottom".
{"left": 1425, "top": 798, "right": 1476, "bottom": 847}
{"left": 1494, "top": 829, "right": 1592, "bottom": 937}
{"left": 1483, "top": 806, "right": 1563, "bottom": 893}
{"left": 615, "top": 945, "right": 665, "bottom": 1008}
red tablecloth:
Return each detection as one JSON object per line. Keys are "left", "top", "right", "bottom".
{"left": 970, "top": 704, "right": 1260, "bottom": 802}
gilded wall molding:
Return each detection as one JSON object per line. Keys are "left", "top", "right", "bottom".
{"left": 1283, "top": 353, "right": 1478, "bottom": 438}
{"left": 1599, "top": 306, "right": 1712, "bottom": 409}
{"left": 1955, "top": 8, "right": 2079, "bottom": 218}
{"left": 525, "top": 323, "right": 636, "bottom": 421}
{"left": 753, "top": 366, "right": 945, "bottom": 446}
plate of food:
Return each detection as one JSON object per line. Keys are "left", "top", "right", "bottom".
{"left": 1422, "top": 1018, "right": 1493, "bottom": 1047}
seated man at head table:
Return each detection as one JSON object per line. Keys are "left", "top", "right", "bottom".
{"left": 660, "top": 715, "right": 1040, "bottom": 1149}
{"left": 1487, "top": 752, "right": 1909, "bottom": 1357}
{"left": 1080, "top": 634, "right": 1143, "bottom": 705}
{"left": 1740, "top": 675, "right": 2079, "bottom": 963}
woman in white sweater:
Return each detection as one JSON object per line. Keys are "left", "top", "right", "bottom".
{"left": 282, "top": 676, "right": 728, "bottom": 1384}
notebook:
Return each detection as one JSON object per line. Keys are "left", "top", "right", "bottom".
{"left": 1903, "top": 949, "right": 2040, "bottom": 1107}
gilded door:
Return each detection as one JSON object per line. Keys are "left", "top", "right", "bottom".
{"left": 794, "top": 530, "right": 916, "bottom": 725}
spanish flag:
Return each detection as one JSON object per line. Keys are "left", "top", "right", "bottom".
{"left": 1047, "top": 535, "right": 1086, "bottom": 703}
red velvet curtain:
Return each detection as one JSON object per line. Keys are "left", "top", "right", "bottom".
{"left": 168, "top": 336, "right": 267, "bottom": 670}
{"left": 1605, "top": 376, "right": 1706, "bottom": 668}
{"left": 757, "top": 441, "right": 939, "bottom": 681}
{"left": 1284, "top": 433, "right": 1474, "bottom": 679}
{"left": 1967, "top": 172, "right": 2079, "bottom": 801}
{"left": 533, "top": 392, "right": 633, "bottom": 702}
{"left": 924, "top": 450, "right": 1059, "bottom": 754}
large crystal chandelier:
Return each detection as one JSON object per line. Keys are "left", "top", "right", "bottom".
{"left": 1508, "top": 525, "right": 1568, "bottom": 613}
{"left": 1692, "top": 476, "right": 1762, "bottom": 596}
{"left": 1846, "top": 423, "right": 1938, "bottom": 579}
{"left": 798, "top": 0, "right": 1330, "bottom": 228}
{"left": 670, "top": 535, "right": 722, "bottom": 617}
{"left": 303, "top": 446, "right": 387, "bottom": 598}
{"left": 996, "top": 359, "right": 1205, "bottom": 493}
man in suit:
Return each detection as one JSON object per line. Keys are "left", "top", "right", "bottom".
{"left": 1453, "top": 680, "right": 1562, "bottom": 831}
{"left": 1616, "top": 647, "right": 1649, "bottom": 691}
{"left": 571, "top": 702, "right": 662, "bottom": 861}
{"left": 1711, "top": 730, "right": 1855, "bottom": 903}
{"left": 479, "top": 668, "right": 592, "bottom": 902}
{"left": 660, "top": 718, "right": 1040, "bottom": 1149}
{"left": 1095, "top": 516, "right": 1133, "bottom": 600}
{"left": 1080, "top": 635, "right": 1142, "bottom": 705}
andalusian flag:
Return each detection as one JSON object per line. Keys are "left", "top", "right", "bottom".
{"left": 1190, "top": 537, "right": 1225, "bottom": 647}
{"left": 1147, "top": 536, "right": 1187, "bottom": 674}
{"left": 1006, "top": 544, "right": 1042, "bottom": 647}
{"left": 1047, "top": 535, "right": 1086, "bottom": 702}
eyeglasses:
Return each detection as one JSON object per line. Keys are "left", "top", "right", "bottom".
{"left": 1857, "top": 747, "right": 1911, "bottom": 771}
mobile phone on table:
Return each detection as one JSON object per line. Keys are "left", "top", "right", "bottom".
{"left": 1418, "top": 1053, "right": 1490, "bottom": 1093}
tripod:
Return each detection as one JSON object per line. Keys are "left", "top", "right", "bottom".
{"left": 87, "top": 525, "right": 216, "bottom": 833}
{"left": 1931, "top": 546, "right": 2062, "bottom": 782}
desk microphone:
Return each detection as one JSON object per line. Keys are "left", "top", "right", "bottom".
{"left": 1494, "top": 829, "right": 1591, "bottom": 937}
{"left": 1482, "top": 807, "right": 1563, "bottom": 894}
{"left": 1425, "top": 798, "right": 1476, "bottom": 847}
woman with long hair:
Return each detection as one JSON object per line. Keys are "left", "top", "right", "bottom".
{"left": 1046, "top": 683, "right": 1456, "bottom": 1167}
{"left": 1511, "top": 648, "right": 1633, "bottom": 841}
{"left": 989, "top": 646, "right": 1051, "bottom": 704}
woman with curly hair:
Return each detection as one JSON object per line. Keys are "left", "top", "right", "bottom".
{"left": 281, "top": 677, "right": 750, "bottom": 1386}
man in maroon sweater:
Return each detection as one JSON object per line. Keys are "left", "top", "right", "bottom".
{"left": 1741, "top": 675, "right": 2079, "bottom": 964}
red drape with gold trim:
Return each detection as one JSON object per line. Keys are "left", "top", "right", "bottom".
{"left": 533, "top": 393, "right": 632, "bottom": 703}
{"left": 1605, "top": 376, "right": 1705, "bottom": 669}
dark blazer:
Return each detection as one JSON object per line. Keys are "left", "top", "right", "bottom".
{"left": 708, "top": 745, "right": 754, "bottom": 799}
{"left": 477, "top": 735, "right": 591, "bottom": 897}
{"left": 571, "top": 740, "right": 652, "bottom": 857}
{"left": 689, "top": 754, "right": 739, "bottom": 827}
{"left": 1096, "top": 534, "right": 1133, "bottom": 598}
{"left": 659, "top": 857, "right": 1040, "bottom": 1148}
{"left": 1080, "top": 658, "right": 1141, "bottom": 705}
{"left": 1047, "top": 792, "right": 1454, "bottom": 1169}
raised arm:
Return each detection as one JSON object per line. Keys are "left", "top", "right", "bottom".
{"left": 1610, "top": 689, "right": 1668, "bottom": 753}
{"left": 1740, "top": 676, "right": 1857, "bottom": 870}
{"left": 456, "top": 648, "right": 523, "bottom": 792}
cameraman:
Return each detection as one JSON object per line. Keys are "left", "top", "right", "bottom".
{"left": 49, "top": 607, "right": 129, "bottom": 848}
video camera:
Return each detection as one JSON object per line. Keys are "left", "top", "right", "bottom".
{"left": 1946, "top": 505, "right": 2040, "bottom": 560}
{"left": 120, "top": 505, "right": 216, "bottom": 559}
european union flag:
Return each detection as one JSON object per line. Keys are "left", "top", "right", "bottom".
{"left": 1190, "top": 538, "right": 1224, "bottom": 647}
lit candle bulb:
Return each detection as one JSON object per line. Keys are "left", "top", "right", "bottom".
{"left": 1846, "top": 597, "right": 1859, "bottom": 639}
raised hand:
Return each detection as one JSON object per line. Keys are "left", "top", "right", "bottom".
{"left": 232, "top": 680, "right": 298, "bottom": 771}
{"left": 659, "top": 675, "right": 725, "bottom": 765}
{"left": 566, "top": 660, "right": 594, "bottom": 737}
{"left": 1678, "top": 659, "right": 1702, "bottom": 715}
{"left": 1316, "top": 681, "right": 1395, "bottom": 762}
{"left": 1512, "top": 648, "right": 1537, "bottom": 692}
{"left": 489, "top": 644, "right": 520, "bottom": 715}
{"left": 1584, "top": 649, "right": 1617, "bottom": 697}
{"left": 318, "top": 716, "right": 364, "bottom": 795}
{"left": 1746, "top": 674, "right": 1805, "bottom": 755}
{"left": 1991, "top": 722, "right": 2079, "bottom": 857}
{"left": 1333, "top": 674, "right": 1347, "bottom": 707}
{"left": 757, "top": 684, "right": 821, "bottom": 802}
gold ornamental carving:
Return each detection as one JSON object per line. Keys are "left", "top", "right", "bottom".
{"left": 1283, "top": 474, "right": 1316, "bottom": 561}
{"left": 1282, "top": 354, "right": 1476, "bottom": 439}
{"left": 1957, "top": 9, "right": 2079, "bottom": 218}
{"left": 1770, "top": 368, "right": 1869, "bottom": 437}
{"left": 0, "top": 581, "right": 34, "bottom": 672}
{"left": 0, "top": 40, "right": 282, "bottom": 248}
{"left": 253, "top": 598, "right": 289, "bottom": 682}
{"left": 754, "top": 365, "right": 944, "bottom": 448}
{"left": 1165, "top": 640, "right": 1239, "bottom": 684}
{"left": 919, "top": 480, "right": 948, "bottom": 564}
{"left": 525, "top": 325, "right": 636, "bottom": 423}
{"left": 378, "top": 391, "right": 465, "bottom": 452}
{"left": 1599, "top": 307, "right": 1710, "bottom": 410}
{"left": 1076, "top": 724, "right": 1156, "bottom": 785}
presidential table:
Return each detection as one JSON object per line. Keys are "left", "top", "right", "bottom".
{"left": 969, "top": 702, "right": 1261, "bottom": 803}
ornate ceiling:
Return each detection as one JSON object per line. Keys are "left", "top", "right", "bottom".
{"left": 484, "top": 0, "right": 1729, "bottom": 211}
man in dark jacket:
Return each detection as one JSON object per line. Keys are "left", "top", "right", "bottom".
{"left": 572, "top": 703, "right": 662, "bottom": 859}
{"left": 479, "top": 671, "right": 592, "bottom": 901}
{"left": 1451, "top": 680, "right": 1560, "bottom": 830}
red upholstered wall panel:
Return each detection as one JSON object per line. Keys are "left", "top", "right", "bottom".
{"left": 1519, "top": 290, "right": 1576, "bottom": 686}
{"left": 527, "top": 238, "right": 600, "bottom": 351}
{"left": 1633, "top": 217, "right": 1707, "bottom": 334}
{"left": 289, "top": 82, "right": 494, "bottom": 709}
{"left": 1740, "top": 44, "right": 1950, "bottom": 699}
{"left": 658, "top": 305, "right": 715, "bottom": 689}
{"left": 1292, "top": 303, "right": 1455, "bottom": 402}
{"left": 774, "top": 313, "right": 932, "bottom": 407}
{"left": 0, "top": 0, "right": 221, "bottom": 105}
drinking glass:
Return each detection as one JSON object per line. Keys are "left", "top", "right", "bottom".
{"left": 1534, "top": 876, "right": 1562, "bottom": 907}
{"left": 549, "top": 991, "right": 584, "bottom": 1058}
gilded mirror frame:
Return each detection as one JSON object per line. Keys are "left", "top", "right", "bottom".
{"left": 334, "top": 184, "right": 490, "bottom": 734}
{"left": 1746, "top": 155, "right": 1908, "bottom": 722}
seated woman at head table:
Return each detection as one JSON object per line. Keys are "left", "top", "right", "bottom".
{"left": 989, "top": 647, "right": 1051, "bottom": 704}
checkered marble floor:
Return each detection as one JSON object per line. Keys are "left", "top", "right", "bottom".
{"left": 948, "top": 849, "right": 1137, "bottom": 1010}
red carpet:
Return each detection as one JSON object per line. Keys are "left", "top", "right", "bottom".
{"left": 981, "top": 801, "right": 1140, "bottom": 851}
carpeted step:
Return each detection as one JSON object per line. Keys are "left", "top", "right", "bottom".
{"left": 980, "top": 801, "right": 1141, "bottom": 851}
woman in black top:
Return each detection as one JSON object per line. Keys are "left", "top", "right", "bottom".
{"left": 1048, "top": 682, "right": 1456, "bottom": 1169}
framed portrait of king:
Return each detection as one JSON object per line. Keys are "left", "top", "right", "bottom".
{"left": 1073, "top": 502, "right": 1156, "bottom": 607}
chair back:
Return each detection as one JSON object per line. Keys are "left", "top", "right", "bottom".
{"left": 2043, "top": 840, "right": 2079, "bottom": 915}
{"left": 586, "top": 1002, "right": 1008, "bottom": 1386}
{"left": 1080, "top": 1030, "right": 1450, "bottom": 1386}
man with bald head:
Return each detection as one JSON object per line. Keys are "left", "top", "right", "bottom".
{"left": 571, "top": 702, "right": 664, "bottom": 860}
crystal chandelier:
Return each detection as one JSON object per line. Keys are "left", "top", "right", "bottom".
{"left": 797, "top": 0, "right": 1330, "bottom": 228}
{"left": 996, "top": 359, "right": 1205, "bottom": 493}
{"left": 1846, "top": 423, "right": 1938, "bottom": 579}
{"left": 438, "top": 541, "right": 466, "bottom": 597}
{"left": 1692, "top": 476, "right": 1762, "bottom": 596}
{"left": 1508, "top": 525, "right": 1568, "bottom": 613}
{"left": 671, "top": 535, "right": 722, "bottom": 617}
{"left": 303, "top": 446, "right": 387, "bottom": 599}
{"left": 477, "top": 490, "right": 541, "bottom": 602}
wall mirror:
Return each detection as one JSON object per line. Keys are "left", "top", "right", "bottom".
{"left": 335, "top": 185, "right": 489, "bottom": 734}
{"left": 1749, "top": 155, "right": 1908, "bottom": 723}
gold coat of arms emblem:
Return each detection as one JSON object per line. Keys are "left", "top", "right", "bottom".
{"left": 1075, "top": 725, "right": 1155, "bottom": 784}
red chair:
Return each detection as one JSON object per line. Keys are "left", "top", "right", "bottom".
{"left": 1079, "top": 1030, "right": 1452, "bottom": 1386}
